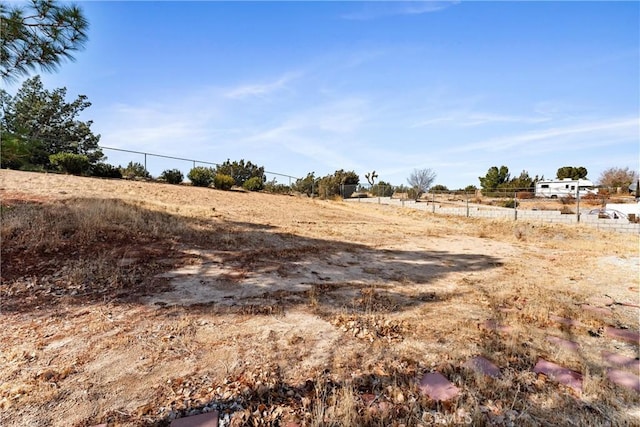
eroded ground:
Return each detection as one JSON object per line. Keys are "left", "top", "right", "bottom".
{"left": 1, "top": 170, "right": 638, "bottom": 426}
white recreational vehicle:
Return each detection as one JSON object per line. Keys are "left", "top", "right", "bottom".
{"left": 535, "top": 178, "right": 598, "bottom": 199}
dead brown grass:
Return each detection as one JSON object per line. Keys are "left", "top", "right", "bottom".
{"left": 0, "top": 170, "right": 638, "bottom": 426}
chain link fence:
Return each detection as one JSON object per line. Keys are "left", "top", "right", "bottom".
{"left": 100, "top": 146, "right": 300, "bottom": 187}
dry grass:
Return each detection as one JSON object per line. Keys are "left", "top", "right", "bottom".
{"left": 0, "top": 170, "right": 638, "bottom": 426}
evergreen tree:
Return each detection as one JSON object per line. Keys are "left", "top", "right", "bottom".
{"left": 1, "top": 76, "right": 102, "bottom": 168}
{"left": 1, "top": 0, "right": 89, "bottom": 81}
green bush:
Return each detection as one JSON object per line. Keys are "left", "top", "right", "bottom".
{"left": 243, "top": 176, "right": 264, "bottom": 191}
{"left": 292, "top": 173, "right": 318, "bottom": 197}
{"left": 214, "top": 173, "right": 235, "bottom": 190}
{"left": 264, "top": 179, "right": 291, "bottom": 194}
{"left": 188, "top": 166, "right": 215, "bottom": 187}
{"left": 215, "top": 159, "right": 265, "bottom": 186}
{"left": 464, "top": 185, "right": 478, "bottom": 193}
{"left": 49, "top": 153, "right": 90, "bottom": 175}
{"left": 371, "top": 181, "right": 394, "bottom": 197}
{"left": 121, "top": 161, "right": 151, "bottom": 179}
{"left": 160, "top": 168, "right": 184, "bottom": 185}
{"left": 502, "top": 199, "right": 519, "bottom": 208}
{"left": 91, "top": 162, "right": 122, "bottom": 178}
{"left": 431, "top": 184, "right": 449, "bottom": 193}
{"left": 317, "top": 169, "right": 359, "bottom": 199}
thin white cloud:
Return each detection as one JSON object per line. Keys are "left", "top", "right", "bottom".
{"left": 95, "top": 71, "right": 300, "bottom": 153}
{"left": 95, "top": 98, "right": 223, "bottom": 154}
{"left": 224, "top": 73, "right": 299, "bottom": 99}
{"left": 451, "top": 117, "right": 639, "bottom": 153}
{"left": 341, "top": 1, "right": 459, "bottom": 21}
{"left": 243, "top": 97, "right": 370, "bottom": 170}
{"left": 248, "top": 97, "right": 369, "bottom": 138}
{"left": 411, "top": 111, "right": 550, "bottom": 128}
{"left": 460, "top": 113, "right": 551, "bottom": 127}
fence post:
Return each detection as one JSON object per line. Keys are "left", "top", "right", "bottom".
{"left": 466, "top": 192, "right": 469, "bottom": 217}
{"left": 576, "top": 187, "right": 581, "bottom": 223}
{"left": 514, "top": 191, "right": 518, "bottom": 221}
{"left": 144, "top": 153, "right": 147, "bottom": 172}
{"left": 432, "top": 192, "right": 435, "bottom": 213}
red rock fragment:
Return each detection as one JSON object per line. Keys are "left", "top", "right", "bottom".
{"left": 171, "top": 411, "right": 219, "bottom": 427}
{"left": 601, "top": 351, "right": 640, "bottom": 372}
{"left": 607, "top": 369, "right": 640, "bottom": 393}
{"left": 546, "top": 336, "right": 580, "bottom": 352}
{"left": 418, "top": 372, "right": 460, "bottom": 401}
{"left": 464, "top": 356, "right": 501, "bottom": 378}
{"left": 533, "top": 358, "right": 582, "bottom": 393}
{"left": 580, "top": 304, "right": 612, "bottom": 316}
{"left": 604, "top": 327, "right": 640, "bottom": 344}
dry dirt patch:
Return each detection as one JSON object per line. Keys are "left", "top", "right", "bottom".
{"left": 1, "top": 170, "right": 638, "bottom": 426}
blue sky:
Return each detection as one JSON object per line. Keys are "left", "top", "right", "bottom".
{"left": 10, "top": 0, "right": 639, "bottom": 188}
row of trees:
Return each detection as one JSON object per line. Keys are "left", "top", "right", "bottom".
{"left": 478, "top": 165, "right": 638, "bottom": 195}
{"left": 0, "top": 69, "right": 634, "bottom": 199}
{"left": 291, "top": 170, "right": 359, "bottom": 198}
{"left": 185, "top": 161, "right": 265, "bottom": 191}
{"left": 478, "top": 166, "right": 537, "bottom": 195}
{"left": 2, "top": 2, "right": 637, "bottom": 200}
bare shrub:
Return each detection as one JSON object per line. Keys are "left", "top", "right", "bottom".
{"left": 516, "top": 191, "right": 534, "bottom": 199}
{"left": 560, "top": 194, "right": 575, "bottom": 205}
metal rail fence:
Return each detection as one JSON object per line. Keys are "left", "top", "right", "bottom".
{"left": 100, "top": 146, "right": 301, "bottom": 186}
{"left": 342, "top": 185, "right": 640, "bottom": 234}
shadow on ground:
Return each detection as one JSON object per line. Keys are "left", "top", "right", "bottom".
{"left": 1, "top": 197, "right": 502, "bottom": 314}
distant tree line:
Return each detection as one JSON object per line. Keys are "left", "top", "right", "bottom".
{"left": 3, "top": 2, "right": 636, "bottom": 200}
{"left": 2, "top": 78, "right": 635, "bottom": 198}
{"left": 477, "top": 164, "right": 638, "bottom": 197}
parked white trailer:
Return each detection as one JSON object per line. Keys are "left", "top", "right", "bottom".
{"left": 535, "top": 178, "right": 598, "bottom": 199}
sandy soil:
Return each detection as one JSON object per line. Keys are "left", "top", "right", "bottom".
{"left": 0, "top": 170, "right": 638, "bottom": 426}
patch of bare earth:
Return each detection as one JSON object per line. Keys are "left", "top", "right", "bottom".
{"left": 1, "top": 170, "right": 638, "bottom": 426}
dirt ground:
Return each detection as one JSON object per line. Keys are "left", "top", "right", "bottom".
{"left": 1, "top": 170, "right": 638, "bottom": 426}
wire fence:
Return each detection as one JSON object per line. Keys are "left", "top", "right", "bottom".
{"left": 341, "top": 184, "right": 639, "bottom": 228}
{"left": 5, "top": 136, "right": 637, "bottom": 229}
{"left": 100, "top": 146, "right": 301, "bottom": 186}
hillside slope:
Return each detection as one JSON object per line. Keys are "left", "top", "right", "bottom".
{"left": 1, "top": 170, "right": 638, "bottom": 426}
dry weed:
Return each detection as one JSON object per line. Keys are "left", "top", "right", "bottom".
{"left": 0, "top": 171, "right": 638, "bottom": 427}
